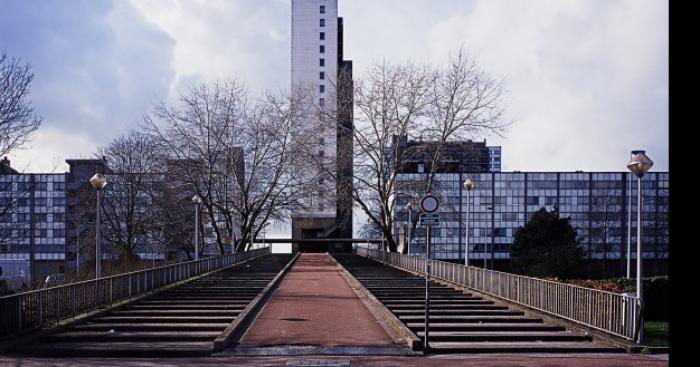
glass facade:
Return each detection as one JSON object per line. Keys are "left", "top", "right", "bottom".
{"left": 1, "top": 174, "right": 66, "bottom": 285}
{"left": 396, "top": 172, "right": 669, "bottom": 262}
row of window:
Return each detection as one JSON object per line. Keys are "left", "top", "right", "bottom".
{"left": 0, "top": 182, "right": 66, "bottom": 191}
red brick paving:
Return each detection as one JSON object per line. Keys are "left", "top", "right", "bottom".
{"left": 238, "top": 253, "right": 397, "bottom": 347}
{"left": 0, "top": 354, "right": 669, "bottom": 366}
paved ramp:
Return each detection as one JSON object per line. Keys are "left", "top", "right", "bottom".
{"left": 238, "top": 253, "right": 398, "bottom": 349}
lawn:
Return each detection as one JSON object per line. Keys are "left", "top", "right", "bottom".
{"left": 643, "top": 321, "right": 669, "bottom": 348}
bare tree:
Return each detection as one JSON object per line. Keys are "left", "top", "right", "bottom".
{"left": 144, "top": 81, "right": 310, "bottom": 253}
{"left": 345, "top": 49, "right": 509, "bottom": 252}
{"left": 589, "top": 185, "right": 622, "bottom": 278}
{"left": 99, "top": 131, "right": 164, "bottom": 262}
{"left": 1, "top": 52, "right": 42, "bottom": 238}
{"left": 0, "top": 51, "right": 42, "bottom": 158}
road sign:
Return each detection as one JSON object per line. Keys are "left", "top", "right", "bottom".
{"left": 419, "top": 213, "right": 440, "bottom": 226}
{"left": 420, "top": 194, "right": 440, "bottom": 213}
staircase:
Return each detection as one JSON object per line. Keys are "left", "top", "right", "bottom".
{"left": 15, "top": 254, "right": 294, "bottom": 357}
{"left": 334, "top": 254, "right": 625, "bottom": 354}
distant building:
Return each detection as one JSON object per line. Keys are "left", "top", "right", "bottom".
{"left": 1, "top": 158, "right": 66, "bottom": 287}
{"left": 393, "top": 169, "right": 669, "bottom": 274}
{"left": 291, "top": 0, "right": 353, "bottom": 250}
{"left": 393, "top": 134, "right": 501, "bottom": 174}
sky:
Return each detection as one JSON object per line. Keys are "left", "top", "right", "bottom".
{"left": 1, "top": 0, "right": 668, "bottom": 175}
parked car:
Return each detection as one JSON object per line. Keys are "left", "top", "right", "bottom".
{"left": 44, "top": 274, "right": 65, "bottom": 288}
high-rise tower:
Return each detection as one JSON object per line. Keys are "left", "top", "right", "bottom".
{"left": 291, "top": 0, "right": 353, "bottom": 251}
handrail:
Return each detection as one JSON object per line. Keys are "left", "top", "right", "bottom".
{"left": 0, "top": 247, "right": 270, "bottom": 339}
{"left": 355, "top": 247, "right": 640, "bottom": 341}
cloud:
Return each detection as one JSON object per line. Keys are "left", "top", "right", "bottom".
{"left": 340, "top": 0, "right": 668, "bottom": 171}
{"left": 2, "top": 0, "right": 668, "bottom": 175}
{"left": 1, "top": 0, "right": 175, "bottom": 172}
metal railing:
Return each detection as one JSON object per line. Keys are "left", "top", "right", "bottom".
{"left": 356, "top": 248, "right": 641, "bottom": 341}
{"left": 0, "top": 247, "right": 270, "bottom": 339}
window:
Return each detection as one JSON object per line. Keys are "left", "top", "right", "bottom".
{"left": 319, "top": 85, "right": 325, "bottom": 93}
{"left": 320, "top": 32, "right": 325, "bottom": 40}
{"left": 320, "top": 45, "right": 325, "bottom": 53}
{"left": 52, "top": 229, "right": 65, "bottom": 238}
{"left": 319, "top": 98, "right": 325, "bottom": 106}
{"left": 36, "top": 213, "right": 48, "bottom": 222}
{"left": 53, "top": 213, "right": 65, "bottom": 222}
{"left": 319, "top": 71, "right": 325, "bottom": 80}
{"left": 527, "top": 196, "right": 539, "bottom": 205}
{"left": 320, "top": 19, "right": 325, "bottom": 27}
{"left": 320, "top": 58, "right": 325, "bottom": 66}
{"left": 35, "top": 182, "right": 47, "bottom": 191}
{"left": 417, "top": 164, "right": 425, "bottom": 173}
{"left": 319, "top": 177, "right": 325, "bottom": 185}
{"left": 320, "top": 5, "right": 325, "bottom": 13}
{"left": 53, "top": 182, "right": 65, "bottom": 190}
{"left": 319, "top": 137, "right": 325, "bottom": 145}
{"left": 318, "top": 150, "right": 325, "bottom": 157}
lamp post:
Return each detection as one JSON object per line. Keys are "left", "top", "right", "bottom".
{"left": 366, "top": 217, "right": 371, "bottom": 250}
{"left": 463, "top": 178, "right": 474, "bottom": 267}
{"left": 89, "top": 173, "right": 107, "bottom": 279}
{"left": 192, "top": 194, "right": 202, "bottom": 260}
{"left": 626, "top": 151, "right": 653, "bottom": 344}
{"left": 627, "top": 150, "right": 645, "bottom": 279}
{"left": 406, "top": 202, "right": 413, "bottom": 256}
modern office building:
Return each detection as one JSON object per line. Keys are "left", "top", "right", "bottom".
{"left": 1, "top": 158, "right": 66, "bottom": 288}
{"left": 393, "top": 134, "right": 502, "bottom": 174}
{"left": 291, "top": 0, "right": 353, "bottom": 250}
{"left": 1, "top": 154, "right": 244, "bottom": 288}
{"left": 394, "top": 170, "right": 669, "bottom": 274}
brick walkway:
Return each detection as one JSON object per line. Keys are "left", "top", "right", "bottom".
{"left": 238, "top": 253, "right": 397, "bottom": 348}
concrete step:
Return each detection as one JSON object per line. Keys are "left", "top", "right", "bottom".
{"left": 72, "top": 322, "right": 231, "bottom": 331}
{"left": 107, "top": 309, "right": 240, "bottom": 317}
{"left": 398, "top": 315, "right": 543, "bottom": 323}
{"left": 416, "top": 331, "right": 591, "bottom": 342}
{"left": 19, "top": 341, "right": 214, "bottom": 357}
{"left": 386, "top": 304, "right": 508, "bottom": 310}
{"left": 427, "top": 341, "right": 625, "bottom": 353}
{"left": 406, "top": 323, "right": 565, "bottom": 332}
{"left": 93, "top": 315, "right": 236, "bottom": 323}
{"left": 392, "top": 309, "right": 523, "bottom": 316}
{"left": 43, "top": 330, "right": 221, "bottom": 342}
{"left": 383, "top": 299, "right": 493, "bottom": 305}
{"left": 126, "top": 304, "right": 246, "bottom": 310}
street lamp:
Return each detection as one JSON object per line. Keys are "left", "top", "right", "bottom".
{"left": 463, "top": 178, "right": 474, "bottom": 267}
{"left": 192, "top": 194, "right": 202, "bottom": 260}
{"left": 627, "top": 150, "right": 645, "bottom": 279}
{"left": 406, "top": 202, "right": 413, "bottom": 256}
{"left": 626, "top": 151, "right": 653, "bottom": 344}
{"left": 89, "top": 173, "right": 107, "bottom": 279}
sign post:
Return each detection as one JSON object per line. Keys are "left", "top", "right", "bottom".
{"left": 419, "top": 193, "right": 440, "bottom": 352}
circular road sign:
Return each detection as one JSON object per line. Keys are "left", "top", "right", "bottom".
{"left": 420, "top": 194, "right": 440, "bottom": 213}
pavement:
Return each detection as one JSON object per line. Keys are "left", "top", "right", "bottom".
{"left": 236, "top": 253, "right": 398, "bottom": 349}
{"left": 0, "top": 353, "right": 669, "bottom": 366}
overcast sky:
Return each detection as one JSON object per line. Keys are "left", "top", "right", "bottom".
{"left": 1, "top": 0, "right": 668, "bottom": 174}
